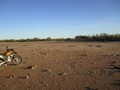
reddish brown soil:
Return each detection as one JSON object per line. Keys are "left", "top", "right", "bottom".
{"left": 0, "top": 42, "right": 120, "bottom": 90}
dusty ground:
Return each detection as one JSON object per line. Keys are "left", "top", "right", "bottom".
{"left": 0, "top": 41, "right": 120, "bottom": 90}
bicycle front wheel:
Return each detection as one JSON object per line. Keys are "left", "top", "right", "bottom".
{"left": 12, "top": 55, "right": 22, "bottom": 65}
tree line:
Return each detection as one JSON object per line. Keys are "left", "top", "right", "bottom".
{"left": 74, "top": 33, "right": 120, "bottom": 42}
{"left": 0, "top": 33, "right": 120, "bottom": 42}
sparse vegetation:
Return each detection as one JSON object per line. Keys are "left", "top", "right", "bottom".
{"left": 0, "top": 33, "right": 120, "bottom": 42}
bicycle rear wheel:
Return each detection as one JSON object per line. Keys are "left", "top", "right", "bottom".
{"left": 0, "top": 59, "right": 4, "bottom": 70}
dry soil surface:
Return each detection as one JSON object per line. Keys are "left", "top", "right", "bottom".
{"left": 0, "top": 42, "right": 120, "bottom": 90}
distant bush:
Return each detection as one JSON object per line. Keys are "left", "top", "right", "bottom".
{"left": 46, "top": 37, "right": 52, "bottom": 41}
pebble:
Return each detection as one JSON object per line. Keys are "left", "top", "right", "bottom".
{"left": 17, "top": 75, "right": 29, "bottom": 79}
{"left": 9, "top": 75, "right": 14, "bottom": 78}
{"left": 85, "top": 87, "right": 98, "bottom": 90}
{"left": 27, "top": 73, "right": 32, "bottom": 76}
{"left": 39, "top": 82, "right": 48, "bottom": 86}
{"left": 112, "top": 54, "right": 116, "bottom": 56}
{"left": 111, "top": 60, "right": 117, "bottom": 64}
{"left": 40, "top": 82, "right": 46, "bottom": 84}
{"left": 113, "top": 54, "right": 120, "bottom": 57}
{"left": 42, "top": 69, "right": 52, "bottom": 72}
{"left": 24, "top": 76, "right": 29, "bottom": 79}
{"left": 33, "top": 65, "right": 37, "bottom": 68}
{"left": 27, "top": 65, "right": 37, "bottom": 69}
{"left": 58, "top": 72, "right": 67, "bottom": 76}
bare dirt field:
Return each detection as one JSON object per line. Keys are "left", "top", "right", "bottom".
{"left": 0, "top": 41, "right": 120, "bottom": 90}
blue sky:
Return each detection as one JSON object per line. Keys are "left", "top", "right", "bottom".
{"left": 0, "top": 0, "right": 120, "bottom": 39}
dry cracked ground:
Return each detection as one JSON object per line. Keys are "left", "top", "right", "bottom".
{"left": 0, "top": 42, "right": 120, "bottom": 90}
